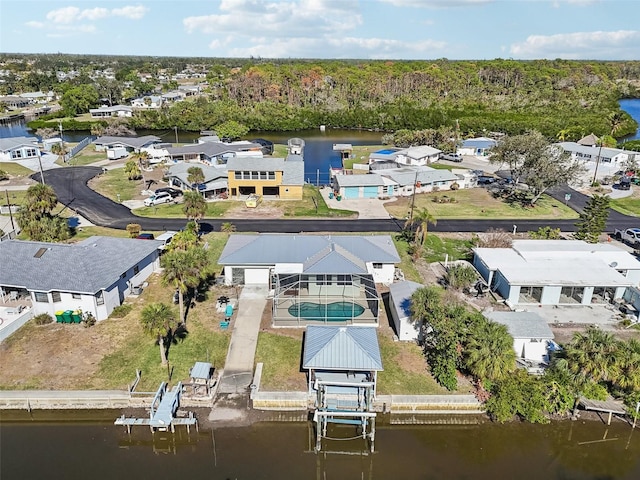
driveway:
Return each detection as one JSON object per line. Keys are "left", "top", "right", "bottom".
{"left": 319, "top": 187, "right": 396, "bottom": 219}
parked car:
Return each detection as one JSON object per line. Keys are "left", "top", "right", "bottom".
{"left": 154, "top": 187, "right": 182, "bottom": 198}
{"left": 477, "top": 176, "right": 497, "bottom": 185}
{"left": 439, "top": 152, "right": 463, "bottom": 162}
{"left": 614, "top": 181, "right": 631, "bottom": 191}
{"left": 136, "top": 233, "right": 155, "bottom": 240}
{"left": 144, "top": 192, "right": 173, "bottom": 206}
{"left": 614, "top": 228, "right": 640, "bottom": 244}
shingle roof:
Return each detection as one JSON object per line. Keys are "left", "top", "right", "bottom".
{"left": 167, "top": 142, "right": 261, "bottom": 157}
{"left": 388, "top": 280, "right": 423, "bottom": 320}
{"left": 218, "top": 234, "right": 400, "bottom": 271}
{"left": 303, "top": 326, "right": 383, "bottom": 371}
{"left": 282, "top": 155, "right": 304, "bottom": 185}
{"left": 0, "top": 236, "right": 160, "bottom": 294}
{"left": 94, "top": 135, "right": 161, "bottom": 149}
{"left": 381, "top": 167, "right": 459, "bottom": 185}
{"left": 168, "top": 162, "right": 227, "bottom": 184}
{"left": 226, "top": 156, "right": 285, "bottom": 171}
{"left": 0, "top": 136, "right": 39, "bottom": 152}
{"left": 334, "top": 174, "right": 385, "bottom": 187}
{"left": 484, "top": 311, "right": 554, "bottom": 339}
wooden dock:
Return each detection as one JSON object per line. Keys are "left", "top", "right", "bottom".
{"left": 578, "top": 397, "right": 626, "bottom": 425}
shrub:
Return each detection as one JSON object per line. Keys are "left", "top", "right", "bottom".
{"left": 83, "top": 313, "right": 96, "bottom": 328}
{"left": 475, "top": 228, "right": 513, "bottom": 248}
{"left": 0, "top": 169, "right": 8, "bottom": 181}
{"left": 33, "top": 313, "right": 53, "bottom": 325}
{"left": 450, "top": 182, "right": 460, "bottom": 190}
{"left": 126, "top": 223, "right": 141, "bottom": 238}
{"left": 110, "top": 304, "right": 133, "bottom": 318}
{"left": 445, "top": 264, "right": 478, "bottom": 290}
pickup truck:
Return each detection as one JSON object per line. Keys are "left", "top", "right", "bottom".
{"left": 614, "top": 228, "right": 640, "bottom": 244}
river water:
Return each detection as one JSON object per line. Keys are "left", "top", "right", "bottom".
{"left": 620, "top": 99, "right": 640, "bottom": 141}
{"left": 1, "top": 410, "right": 639, "bottom": 479}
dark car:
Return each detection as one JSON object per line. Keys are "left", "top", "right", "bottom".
{"left": 615, "top": 181, "right": 631, "bottom": 191}
{"left": 136, "top": 233, "right": 155, "bottom": 240}
{"left": 477, "top": 176, "right": 497, "bottom": 185}
{"left": 155, "top": 187, "right": 183, "bottom": 198}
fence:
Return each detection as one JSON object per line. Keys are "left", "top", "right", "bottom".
{"left": 64, "top": 136, "right": 93, "bottom": 162}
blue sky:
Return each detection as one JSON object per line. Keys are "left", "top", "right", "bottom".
{"left": 1, "top": 0, "right": 638, "bottom": 60}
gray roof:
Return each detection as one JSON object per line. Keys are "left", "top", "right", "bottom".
{"left": 380, "top": 167, "right": 459, "bottom": 186}
{"left": 94, "top": 135, "right": 161, "bottom": 149}
{"left": 89, "top": 105, "right": 132, "bottom": 114}
{"left": 227, "top": 156, "right": 285, "bottom": 171}
{"left": 334, "top": 174, "right": 385, "bottom": 187}
{"left": 218, "top": 234, "right": 400, "bottom": 272}
{"left": 303, "top": 326, "right": 383, "bottom": 371}
{"left": 0, "top": 236, "right": 160, "bottom": 294}
{"left": 167, "top": 141, "right": 261, "bottom": 157}
{"left": 0, "top": 136, "right": 39, "bottom": 152}
{"left": 388, "top": 280, "right": 423, "bottom": 320}
{"left": 168, "top": 162, "right": 227, "bottom": 184}
{"left": 558, "top": 142, "right": 636, "bottom": 161}
{"left": 462, "top": 137, "right": 497, "bottom": 149}
{"left": 282, "top": 155, "right": 304, "bottom": 185}
{"left": 484, "top": 311, "right": 554, "bottom": 339}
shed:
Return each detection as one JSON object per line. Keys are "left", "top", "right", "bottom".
{"left": 388, "top": 280, "right": 423, "bottom": 341}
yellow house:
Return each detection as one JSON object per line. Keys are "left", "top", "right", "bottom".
{"left": 226, "top": 155, "right": 304, "bottom": 200}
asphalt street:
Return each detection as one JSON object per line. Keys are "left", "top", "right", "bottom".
{"left": 42, "top": 166, "right": 637, "bottom": 234}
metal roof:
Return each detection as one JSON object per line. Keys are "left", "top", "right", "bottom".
{"left": 558, "top": 141, "right": 636, "bottom": 160}
{"left": 167, "top": 162, "right": 227, "bottom": 184}
{"left": 94, "top": 135, "right": 161, "bottom": 149}
{"left": 381, "top": 167, "right": 459, "bottom": 186}
{"left": 218, "top": 234, "right": 400, "bottom": 270}
{"left": 166, "top": 141, "right": 261, "bottom": 157}
{"left": 334, "top": 174, "right": 385, "bottom": 187}
{"left": 0, "top": 136, "right": 39, "bottom": 152}
{"left": 227, "top": 156, "right": 285, "bottom": 171}
{"left": 484, "top": 311, "right": 554, "bottom": 339}
{"left": 0, "top": 236, "right": 160, "bottom": 294}
{"left": 462, "top": 137, "right": 497, "bottom": 149}
{"left": 388, "top": 280, "right": 423, "bottom": 320}
{"left": 303, "top": 326, "right": 383, "bottom": 371}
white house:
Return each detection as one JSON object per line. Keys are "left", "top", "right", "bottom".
{"left": 558, "top": 141, "right": 640, "bottom": 166}
{"left": 388, "top": 280, "right": 423, "bottom": 341}
{"left": 89, "top": 105, "right": 133, "bottom": 118}
{"left": 0, "top": 136, "right": 41, "bottom": 162}
{"left": 457, "top": 137, "right": 497, "bottom": 157}
{"left": 94, "top": 135, "right": 161, "bottom": 154}
{"left": 0, "top": 236, "right": 162, "bottom": 321}
{"left": 131, "top": 95, "right": 163, "bottom": 109}
{"left": 484, "top": 311, "right": 555, "bottom": 371}
{"left": 473, "top": 240, "right": 640, "bottom": 308}
{"left": 394, "top": 145, "right": 441, "bottom": 166}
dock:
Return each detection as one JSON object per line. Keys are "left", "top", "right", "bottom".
{"left": 114, "top": 382, "right": 198, "bottom": 433}
{"left": 578, "top": 397, "right": 627, "bottom": 425}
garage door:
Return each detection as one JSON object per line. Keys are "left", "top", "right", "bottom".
{"left": 244, "top": 268, "right": 271, "bottom": 285}
{"left": 363, "top": 186, "right": 378, "bottom": 198}
{"left": 344, "top": 187, "right": 360, "bottom": 199}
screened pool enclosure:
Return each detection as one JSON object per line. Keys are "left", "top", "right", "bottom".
{"left": 272, "top": 273, "right": 379, "bottom": 326}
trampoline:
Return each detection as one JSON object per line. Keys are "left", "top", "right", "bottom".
{"left": 288, "top": 301, "right": 365, "bottom": 322}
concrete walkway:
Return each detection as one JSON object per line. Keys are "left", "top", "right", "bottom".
{"left": 216, "top": 285, "right": 268, "bottom": 395}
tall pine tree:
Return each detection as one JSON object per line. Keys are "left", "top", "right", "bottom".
{"left": 574, "top": 194, "right": 610, "bottom": 243}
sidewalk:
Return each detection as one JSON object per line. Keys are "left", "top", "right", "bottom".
{"left": 216, "top": 285, "right": 268, "bottom": 395}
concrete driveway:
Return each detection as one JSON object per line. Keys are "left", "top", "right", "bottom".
{"left": 319, "top": 187, "right": 396, "bottom": 219}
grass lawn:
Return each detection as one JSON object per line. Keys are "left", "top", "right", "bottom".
{"left": 2, "top": 190, "right": 27, "bottom": 206}
{"left": 66, "top": 144, "right": 108, "bottom": 166}
{"left": 342, "top": 145, "right": 385, "bottom": 169}
{"left": 392, "top": 236, "right": 422, "bottom": 282}
{"left": 423, "top": 234, "right": 474, "bottom": 263}
{"left": 610, "top": 195, "right": 640, "bottom": 217}
{"left": 254, "top": 332, "right": 306, "bottom": 391}
{"left": 377, "top": 334, "right": 460, "bottom": 395}
{"left": 91, "top": 168, "right": 144, "bottom": 202}
{"left": 385, "top": 188, "right": 579, "bottom": 220}
{"left": 134, "top": 200, "right": 239, "bottom": 218}
{"left": 282, "top": 185, "right": 355, "bottom": 217}
{"left": 0, "top": 162, "right": 33, "bottom": 177}
{"left": 272, "top": 144, "right": 289, "bottom": 158}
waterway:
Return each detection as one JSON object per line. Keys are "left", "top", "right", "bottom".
{"left": 1, "top": 411, "right": 638, "bottom": 479}
{"left": 619, "top": 98, "right": 640, "bottom": 141}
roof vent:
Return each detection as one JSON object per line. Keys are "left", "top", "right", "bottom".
{"left": 34, "top": 247, "right": 48, "bottom": 258}
{"left": 610, "top": 261, "right": 618, "bottom": 268}
{"left": 339, "top": 327, "right": 347, "bottom": 332}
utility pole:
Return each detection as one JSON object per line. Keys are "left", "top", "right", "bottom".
{"left": 174, "top": 126, "right": 178, "bottom": 144}
{"left": 592, "top": 138, "right": 604, "bottom": 186}
{"left": 5, "top": 189, "right": 15, "bottom": 231}
{"left": 37, "top": 149, "right": 45, "bottom": 185}
{"left": 409, "top": 170, "right": 418, "bottom": 224}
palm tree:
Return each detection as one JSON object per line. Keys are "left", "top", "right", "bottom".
{"left": 187, "top": 166, "right": 205, "bottom": 187}
{"left": 465, "top": 319, "right": 516, "bottom": 382}
{"left": 161, "top": 247, "right": 210, "bottom": 323}
{"left": 564, "top": 327, "right": 618, "bottom": 383}
{"left": 50, "top": 142, "right": 68, "bottom": 164}
{"left": 608, "top": 112, "right": 625, "bottom": 138}
{"left": 221, "top": 222, "right": 236, "bottom": 234}
{"left": 140, "top": 302, "right": 178, "bottom": 365}
{"left": 182, "top": 190, "right": 207, "bottom": 224}
{"left": 124, "top": 160, "right": 141, "bottom": 180}
{"left": 131, "top": 151, "right": 150, "bottom": 169}
{"left": 22, "top": 183, "right": 58, "bottom": 216}
{"left": 610, "top": 338, "right": 640, "bottom": 392}
{"left": 404, "top": 206, "right": 437, "bottom": 249}
{"left": 556, "top": 128, "right": 571, "bottom": 142}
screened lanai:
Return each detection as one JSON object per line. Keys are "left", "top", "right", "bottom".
{"left": 272, "top": 273, "right": 379, "bottom": 327}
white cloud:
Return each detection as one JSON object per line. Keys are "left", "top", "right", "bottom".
{"left": 379, "top": 0, "right": 492, "bottom": 7}
{"left": 46, "top": 6, "right": 80, "bottom": 24}
{"left": 79, "top": 8, "right": 110, "bottom": 21}
{"left": 510, "top": 30, "right": 640, "bottom": 60}
{"left": 112, "top": 5, "right": 149, "bottom": 20}
{"left": 25, "top": 21, "right": 45, "bottom": 29}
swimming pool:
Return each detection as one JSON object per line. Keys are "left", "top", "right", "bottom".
{"left": 375, "top": 149, "right": 397, "bottom": 155}
{"left": 288, "top": 301, "right": 365, "bottom": 322}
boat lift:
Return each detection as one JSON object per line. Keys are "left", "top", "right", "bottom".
{"left": 114, "top": 382, "right": 198, "bottom": 434}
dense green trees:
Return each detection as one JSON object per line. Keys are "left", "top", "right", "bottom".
{"left": 574, "top": 194, "right": 610, "bottom": 243}
{"left": 60, "top": 84, "right": 99, "bottom": 116}
{"left": 16, "top": 184, "right": 71, "bottom": 242}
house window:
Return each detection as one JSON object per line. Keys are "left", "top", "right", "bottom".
{"left": 34, "top": 292, "right": 48, "bottom": 303}
{"left": 95, "top": 291, "right": 104, "bottom": 305}
{"left": 373, "top": 263, "right": 383, "bottom": 269}
{"left": 268, "top": 172, "right": 275, "bottom": 180}
{"left": 337, "top": 275, "right": 349, "bottom": 285}
{"left": 11, "top": 150, "right": 22, "bottom": 159}
{"left": 316, "top": 275, "right": 328, "bottom": 285}
{"left": 72, "top": 293, "right": 81, "bottom": 299}
{"left": 133, "top": 265, "right": 140, "bottom": 275}
{"left": 25, "top": 148, "right": 37, "bottom": 157}
{"left": 120, "top": 272, "right": 126, "bottom": 279}
{"left": 259, "top": 171, "right": 267, "bottom": 180}
{"left": 51, "top": 291, "right": 61, "bottom": 302}
{"left": 242, "top": 171, "right": 250, "bottom": 179}
{"left": 252, "top": 171, "right": 259, "bottom": 179}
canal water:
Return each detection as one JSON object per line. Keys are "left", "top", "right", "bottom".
{"left": 620, "top": 98, "right": 640, "bottom": 141}
{"left": 1, "top": 411, "right": 639, "bottom": 479}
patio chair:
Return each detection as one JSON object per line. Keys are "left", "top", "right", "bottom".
{"left": 9, "top": 291, "right": 19, "bottom": 302}
{"left": 219, "top": 320, "right": 230, "bottom": 330}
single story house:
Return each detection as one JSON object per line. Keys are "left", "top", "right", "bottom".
{"left": 380, "top": 166, "right": 464, "bottom": 196}
{"left": 166, "top": 162, "right": 228, "bottom": 199}
{"left": 303, "top": 325, "right": 383, "bottom": 398}
{"left": 394, "top": 145, "right": 441, "bottom": 166}
{"left": 473, "top": 240, "right": 640, "bottom": 308}
{"left": 19, "top": 91, "right": 54, "bottom": 104}
{"left": 0, "top": 95, "right": 30, "bottom": 108}
{"left": 42, "top": 137, "right": 63, "bottom": 152}
{"left": 558, "top": 141, "right": 639, "bottom": 165}
{"left": 226, "top": 155, "right": 304, "bottom": 200}
{"left": 131, "top": 95, "right": 163, "bottom": 108}
{"left": 161, "top": 91, "right": 184, "bottom": 103}
{"left": 218, "top": 234, "right": 400, "bottom": 326}
{"left": 484, "top": 311, "right": 555, "bottom": 371}
{"left": 457, "top": 137, "right": 497, "bottom": 157}
{"left": 332, "top": 173, "right": 391, "bottom": 199}
{"left": 89, "top": 105, "right": 133, "bottom": 118}
{"left": 387, "top": 280, "right": 423, "bottom": 341}
{"left": 0, "top": 236, "right": 162, "bottom": 321}
{"left": 165, "top": 141, "right": 263, "bottom": 165}
{"left": 0, "top": 136, "right": 41, "bottom": 162}
{"left": 94, "top": 135, "right": 161, "bottom": 153}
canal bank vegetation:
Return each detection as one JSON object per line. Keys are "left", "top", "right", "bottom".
{"left": 410, "top": 286, "right": 640, "bottom": 423}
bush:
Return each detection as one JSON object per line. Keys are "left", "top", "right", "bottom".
{"left": 450, "top": 182, "right": 460, "bottom": 190}
{"left": 126, "top": 223, "right": 141, "bottom": 238}
{"left": 445, "top": 264, "right": 478, "bottom": 290}
{"left": 83, "top": 312, "right": 96, "bottom": 328}
{"left": 32, "top": 313, "right": 53, "bottom": 325}
{"left": 110, "top": 304, "right": 133, "bottom": 318}
{"left": 0, "top": 169, "right": 8, "bottom": 181}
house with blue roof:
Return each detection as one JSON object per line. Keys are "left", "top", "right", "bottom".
{"left": 0, "top": 236, "right": 162, "bottom": 322}
{"left": 457, "top": 137, "right": 497, "bottom": 157}
{"left": 218, "top": 234, "right": 400, "bottom": 326}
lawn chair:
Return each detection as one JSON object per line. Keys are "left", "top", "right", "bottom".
{"left": 219, "top": 319, "right": 230, "bottom": 330}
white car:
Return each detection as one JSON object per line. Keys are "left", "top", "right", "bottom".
{"left": 144, "top": 192, "right": 173, "bottom": 206}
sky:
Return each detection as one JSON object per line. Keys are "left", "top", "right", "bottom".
{"left": 1, "top": 0, "right": 639, "bottom": 60}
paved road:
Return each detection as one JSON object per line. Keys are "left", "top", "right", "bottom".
{"left": 41, "top": 166, "right": 638, "bottom": 234}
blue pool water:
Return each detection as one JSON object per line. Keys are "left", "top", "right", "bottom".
{"left": 375, "top": 149, "right": 397, "bottom": 155}
{"left": 288, "top": 301, "right": 365, "bottom": 321}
